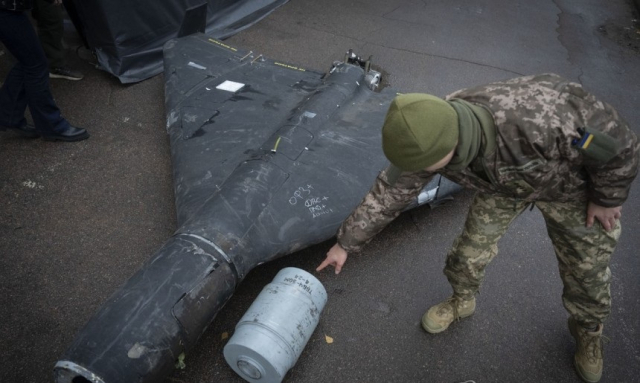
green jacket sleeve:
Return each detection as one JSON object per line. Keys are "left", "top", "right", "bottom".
{"left": 564, "top": 82, "right": 640, "bottom": 207}
{"left": 336, "top": 166, "right": 434, "bottom": 253}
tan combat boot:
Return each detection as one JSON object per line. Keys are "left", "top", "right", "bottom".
{"left": 421, "top": 296, "right": 476, "bottom": 334}
{"left": 568, "top": 317, "right": 604, "bottom": 383}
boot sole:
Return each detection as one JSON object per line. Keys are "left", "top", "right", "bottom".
{"left": 49, "top": 74, "right": 83, "bottom": 81}
{"left": 42, "top": 132, "right": 90, "bottom": 142}
{"left": 573, "top": 356, "right": 601, "bottom": 383}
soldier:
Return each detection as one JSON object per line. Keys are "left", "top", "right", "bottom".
{"left": 316, "top": 74, "right": 639, "bottom": 383}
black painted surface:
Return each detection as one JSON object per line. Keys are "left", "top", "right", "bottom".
{"left": 53, "top": 35, "right": 458, "bottom": 382}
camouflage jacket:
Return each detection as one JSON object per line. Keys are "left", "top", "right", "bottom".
{"left": 337, "top": 74, "right": 639, "bottom": 253}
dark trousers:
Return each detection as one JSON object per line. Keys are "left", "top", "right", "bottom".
{"left": 32, "top": 0, "right": 65, "bottom": 68}
{"left": 0, "top": 9, "right": 69, "bottom": 133}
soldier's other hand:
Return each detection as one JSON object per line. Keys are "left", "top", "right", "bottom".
{"left": 586, "top": 202, "right": 621, "bottom": 232}
{"left": 316, "top": 243, "right": 348, "bottom": 274}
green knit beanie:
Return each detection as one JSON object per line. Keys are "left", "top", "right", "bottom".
{"left": 382, "top": 94, "right": 459, "bottom": 171}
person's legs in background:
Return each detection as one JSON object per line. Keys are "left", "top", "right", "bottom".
{"left": 32, "top": 0, "right": 83, "bottom": 81}
{"left": 0, "top": 9, "right": 88, "bottom": 141}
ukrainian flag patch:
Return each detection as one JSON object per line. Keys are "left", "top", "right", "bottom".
{"left": 577, "top": 132, "right": 594, "bottom": 149}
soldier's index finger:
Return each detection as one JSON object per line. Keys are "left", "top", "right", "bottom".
{"left": 316, "top": 259, "right": 330, "bottom": 272}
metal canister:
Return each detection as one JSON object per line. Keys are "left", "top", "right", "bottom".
{"left": 223, "top": 267, "right": 327, "bottom": 382}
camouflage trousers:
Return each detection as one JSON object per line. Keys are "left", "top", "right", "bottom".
{"left": 444, "top": 193, "right": 620, "bottom": 326}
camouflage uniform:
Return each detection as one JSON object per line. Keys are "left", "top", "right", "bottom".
{"left": 337, "top": 74, "right": 639, "bottom": 326}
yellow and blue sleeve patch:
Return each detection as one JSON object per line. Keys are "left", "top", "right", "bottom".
{"left": 576, "top": 132, "right": 594, "bottom": 149}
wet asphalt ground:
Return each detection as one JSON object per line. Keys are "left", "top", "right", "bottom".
{"left": 1, "top": 0, "right": 640, "bottom": 382}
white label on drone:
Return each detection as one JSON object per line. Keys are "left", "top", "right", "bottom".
{"left": 216, "top": 80, "right": 245, "bottom": 92}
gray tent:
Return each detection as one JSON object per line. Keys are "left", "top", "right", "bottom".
{"left": 68, "top": 0, "right": 288, "bottom": 83}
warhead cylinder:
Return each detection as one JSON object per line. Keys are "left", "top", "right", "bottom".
{"left": 223, "top": 268, "right": 327, "bottom": 382}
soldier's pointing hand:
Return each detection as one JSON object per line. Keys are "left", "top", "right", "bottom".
{"left": 316, "top": 243, "right": 348, "bottom": 274}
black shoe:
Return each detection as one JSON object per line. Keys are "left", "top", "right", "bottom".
{"left": 41, "top": 126, "right": 90, "bottom": 142}
{"left": 50, "top": 67, "right": 84, "bottom": 81}
{"left": 0, "top": 124, "right": 41, "bottom": 138}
